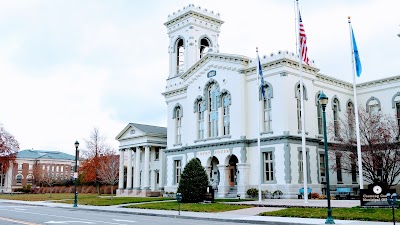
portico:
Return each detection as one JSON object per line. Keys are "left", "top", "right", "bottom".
{"left": 115, "top": 123, "right": 167, "bottom": 197}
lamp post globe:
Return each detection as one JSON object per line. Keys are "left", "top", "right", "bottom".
{"left": 319, "top": 92, "right": 334, "bottom": 224}
{"left": 73, "top": 140, "right": 79, "bottom": 207}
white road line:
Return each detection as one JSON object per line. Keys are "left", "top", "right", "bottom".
{"left": 113, "top": 219, "right": 137, "bottom": 223}
{"left": 45, "top": 221, "right": 95, "bottom": 224}
{"left": 0, "top": 208, "right": 125, "bottom": 225}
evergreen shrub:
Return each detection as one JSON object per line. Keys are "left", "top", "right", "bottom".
{"left": 177, "top": 158, "right": 209, "bottom": 203}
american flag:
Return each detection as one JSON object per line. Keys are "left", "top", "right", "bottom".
{"left": 299, "top": 12, "right": 309, "bottom": 65}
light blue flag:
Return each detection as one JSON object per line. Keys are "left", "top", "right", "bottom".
{"left": 351, "top": 28, "right": 362, "bottom": 77}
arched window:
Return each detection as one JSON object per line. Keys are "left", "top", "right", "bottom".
{"left": 199, "top": 37, "right": 211, "bottom": 59}
{"left": 176, "top": 38, "right": 185, "bottom": 74}
{"left": 263, "top": 85, "right": 272, "bottom": 132}
{"left": 316, "top": 92, "right": 323, "bottom": 135}
{"left": 347, "top": 101, "right": 355, "bottom": 137}
{"left": 222, "top": 93, "right": 231, "bottom": 135}
{"left": 195, "top": 99, "right": 205, "bottom": 139}
{"left": 392, "top": 92, "right": 400, "bottom": 132}
{"left": 295, "top": 84, "right": 307, "bottom": 131}
{"left": 173, "top": 104, "right": 183, "bottom": 144}
{"left": 366, "top": 96, "right": 381, "bottom": 115}
{"left": 16, "top": 174, "right": 22, "bottom": 184}
{"left": 332, "top": 97, "right": 340, "bottom": 137}
{"left": 208, "top": 83, "right": 219, "bottom": 137}
{"left": 26, "top": 174, "right": 33, "bottom": 184}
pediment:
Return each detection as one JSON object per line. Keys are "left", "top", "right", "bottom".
{"left": 115, "top": 124, "right": 145, "bottom": 140}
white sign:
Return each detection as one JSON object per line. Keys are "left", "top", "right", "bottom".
{"left": 73, "top": 172, "right": 78, "bottom": 179}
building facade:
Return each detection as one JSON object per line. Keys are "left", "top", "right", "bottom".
{"left": 0, "top": 150, "right": 76, "bottom": 192}
{"left": 117, "top": 5, "right": 400, "bottom": 198}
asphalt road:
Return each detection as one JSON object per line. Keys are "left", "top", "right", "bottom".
{"left": 0, "top": 202, "right": 249, "bottom": 225}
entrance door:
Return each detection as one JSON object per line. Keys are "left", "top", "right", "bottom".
{"left": 229, "top": 165, "right": 235, "bottom": 186}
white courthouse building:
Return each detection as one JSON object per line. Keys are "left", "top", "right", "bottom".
{"left": 116, "top": 5, "right": 400, "bottom": 198}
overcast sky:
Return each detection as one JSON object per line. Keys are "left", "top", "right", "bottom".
{"left": 0, "top": 0, "right": 399, "bottom": 155}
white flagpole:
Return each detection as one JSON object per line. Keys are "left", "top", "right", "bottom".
{"left": 256, "top": 48, "right": 262, "bottom": 202}
{"left": 296, "top": 0, "right": 308, "bottom": 203}
{"left": 348, "top": 17, "right": 364, "bottom": 190}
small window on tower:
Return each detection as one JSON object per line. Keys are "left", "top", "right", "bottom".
{"left": 200, "top": 38, "right": 211, "bottom": 58}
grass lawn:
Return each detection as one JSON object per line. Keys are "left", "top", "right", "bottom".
{"left": 0, "top": 193, "right": 174, "bottom": 206}
{"left": 0, "top": 193, "right": 92, "bottom": 201}
{"left": 260, "top": 207, "right": 400, "bottom": 222}
{"left": 60, "top": 196, "right": 174, "bottom": 206}
{"left": 125, "top": 200, "right": 253, "bottom": 212}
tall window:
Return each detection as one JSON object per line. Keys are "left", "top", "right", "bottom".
{"left": 155, "top": 148, "right": 160, "bottom": 161}
{"left": 351, "top": 156, "right": 357, "bottom": 183}
{"left": 347, "top": 102, "right": 355, "bottom": 137}
{"left": 198, "top": 101, "right": 205, "bottom": 139}
{"left": 175, "top": 160, "right": 181, "bottom": 185}
{"left": 263, "top": 86, "right": 272, "bottom": 132}
{"left": 317, "top": 94, "right": 323, "bottom": 135}
{"left": 174, "top": 107, "right": 182, "bottom": 144}
{"left": 396, "top": 102, "right": 400, "bottom": 133}
{"left": 222, "top": 94, "right": 231, "bottom": 135}
{"left": 296, "top": 85, "right": 306, "bottom": 131}
{"left": 208, "top": 84, "right": 218, "bottom": 137}
{"left": 176, "top": 39, "right": 185, "bottom": 74}
{"left": 333, "top": 98, "right": 339, "bottom": 137}
{"left": 299, "top": 151, "right": 304, "bottom": 182}
{"left": 16, "top": 174, "right": 22, "bottom": 184}
{"left": 263, "top": 152, "right": 274, "bottom": 182}
{"left": 336, "top": 154, "right": 343, "bottom": 183}
{"left": 319, "top": 153, "right": 326, "bottom": 183}
{"left": 200, "top": 37, "right": 210, "bottom": 59}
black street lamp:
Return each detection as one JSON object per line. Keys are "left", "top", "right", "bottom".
{"left": 387, "top": 193, "right": 397, "bottom": 225}
{"left": 319, "top": 92, "right": 335, "bottom": 224}
{"left": 73, "top": 140, "right": 79, "bottom": 207}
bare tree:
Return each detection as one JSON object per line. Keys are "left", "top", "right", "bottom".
{"left": 39, "top": 164, "right": 59, "bottom": 197}
{"left": 329, "top": 107, "right": 400, "bottom": 188}
{"left": 81, "top": 128, "right": 112, "bottom": 195}
{"left": 0, "top": 124, "right": 19, "bottom": 185}
{"left": 96, "top": 151, "right": 119, "bottom": 199}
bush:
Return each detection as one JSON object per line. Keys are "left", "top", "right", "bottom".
{"left": 247, "top": 188, "right": 258, "bottom": 197}
{"left": 177, "top": 158, "right": 209, "bottom": 203}
{"left": 311, "top": 192, "right": 320, "bottom": 199}
{"left": 272, "top": 190, "right": 283, "bottom": 199}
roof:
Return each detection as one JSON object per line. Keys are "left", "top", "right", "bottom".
{"left": 17, "top": 150, "right": 75, "bottom": 161}
{"left": 130, "top": 123, "right": 167, "bottom": 136}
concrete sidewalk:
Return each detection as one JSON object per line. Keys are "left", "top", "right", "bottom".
{"left": 0, "top": 199, "right": 392, "bottom": 225}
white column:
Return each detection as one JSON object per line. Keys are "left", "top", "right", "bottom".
{"left": 217, "top": 164, "right": 230, "bottom": 198}
{"left": 237, "top": 163, "right": 250, "bottom": 197}
{"left": 159, "top": 148, "right": 164, "bottom": 190}
{"left": 118, "top": 149, "right": 125, "bottom": 190}
{"left": 151, "top": 170, "right": 156, "bottom": 191}
{"left": 218, "top": 107, "right": 223, "bottom": 136}
{"left": 134, "top": 147, "right": 141, "bottom": 189}
{"left": 126, "top": 148, "right": 133, "bottom": 190}
{"left": 204, "top": 110, "right": 209, "bottom": 139}
{"left": 143, "top": 146, "right": 150, "bottom": 190}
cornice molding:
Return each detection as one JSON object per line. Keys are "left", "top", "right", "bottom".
{"left": 165, "top": 135, "right": 322, "bottom": 153}
{"left": 357, "top": 75, "right": 400, "bottom": 89}
{"left": 162, "top": 86, "right": 188, "bottom": 98}
{"left": 315, "top": 73, "right": 353, "bottom": 90}
{"left": 240, "top": 58, "right": 319, "bottom": 75}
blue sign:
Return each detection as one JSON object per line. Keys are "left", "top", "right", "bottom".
{"left": 207, "top": 70, "right": 216, "bottom": 78}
